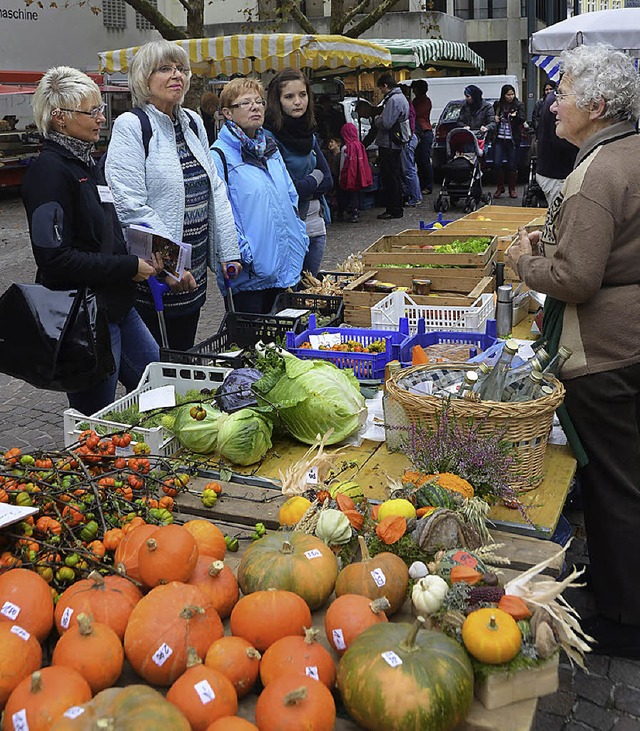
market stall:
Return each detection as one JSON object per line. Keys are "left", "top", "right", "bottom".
{"left": 367, "top": 38, "right": 485, "bottom": 73}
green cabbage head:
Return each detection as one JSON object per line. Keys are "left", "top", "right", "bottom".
{"left": 171, "top": 403, "right": 223, "bottom": 454}
{"left": 216, "top": 408, "right": 273, "bottom": 466}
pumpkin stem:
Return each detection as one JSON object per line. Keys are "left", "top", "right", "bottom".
{"left": 281, "top": 540, "right": 294, "bottom": 555}
{"left": 284, "top": 687, "right": 308, "bottom": 706}
{"left": 95, "top": 720, "right": 115, "bottom": 730}
{"left": 180, "top": 605, "right": 205, "bottom": 620}
{"left": 488, "top": 614, "right": 499, "bottom": 631}
{"left": 246, "top": 647, "right": 262, "bottom": 661}
{"left": 30, "top": 671, "right": 43, "bottom": 693}
{"left": 303, "top": 627, "right": 319, "bottom": 645}
{"left": 146, "top": 538, "right": 157, "bottom": 552}
{"left": 77, "top": 613, "right": 94, "bottom": 636}
{"left": 186, "top": 646, "right": 203, "bottom": 668}
{"left": 357, "top": 535, "right": 371, "bottom": 562}
{"left": 370, "top": 597, "right": 392, "bottom": 615}
{"left": 88, "top": 570, "right": 105, "bottom": 587}
{"left": 208, "top": 560, "right": 224, "bottom": 577}
{"left": 399, "top": 616, "right": 425, "bottom": 653}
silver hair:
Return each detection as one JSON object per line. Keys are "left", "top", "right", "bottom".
{"left": 560, "top": 44, "right": 640, "bottom": 121}
{"left": 32, "top": 66, "right": 101, "bottom": 138}
{"left": 128, "top": 40, "right": 191, "bottom": 107}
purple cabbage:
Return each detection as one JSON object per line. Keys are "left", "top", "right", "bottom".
{"left": 215, "top": 368, "right": 264, "bottom": 413}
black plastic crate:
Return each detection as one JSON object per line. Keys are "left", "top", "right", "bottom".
{"left": 270, "top": 291, "right": 344, "bottom": 329}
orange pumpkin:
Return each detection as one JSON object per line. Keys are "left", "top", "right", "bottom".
{"left": 206, "top": 719, "right": 258, "bottom": 731}
{"left": 334, "top": 537, "right": 409, "bottom": 615}
{"left": 54, "top": 571, "right": 142, "bottom": 641}
{"left": 0, "top": 622, "right": 42, "bottom": 708}
{"left": 230, "top": 590, "right": 312, "bottom": 652}
{"left": 113, "top": 523, "right": 157, "bottom": 584}
{"left": 124, "top": 582, "right": 223, "bottom": 686}
{"left": 186, "top": 557, "right": 239, "bottom": 620}
{"left": 237, "top": 532, "right": 338, "bottom": 611}
{"left": 254, "top": 675, "right": 336, "bottom": 731}
{"left": 138, "top": 524, "right": 199, "bottom": 588}
{"left": 260, "top": 628, "right": 336, "bottom": 689}
{"left": 4, "top": 667, "right": 92, "bottom": 731}
{"left": 375, "top": 515, "right": 407, "bottom": 544}
{"left": 498, "top": 594, "right": 532, "bottom": 621}
{"left": 204, "top": 636, "right": 261, "bottom": 699}
{"left": 182, "top": 520, "right": 227, "bottom": 561}
{"left": 323, "top": 594, "right": 389, "bottom": 655}
{"left": 0, "top": 567, "right": 54, "bottom": 642}
{"left": 51, "top": 613, "right": 124, "bottom": 694}
{"left": 166, "top": 649, "right": 238, "bottom": 731}
{"left": 450, "top": 565, "right": 483, "bottom": 586}
{"left": 461, "top": 608, "right": 522, "bottom": 665}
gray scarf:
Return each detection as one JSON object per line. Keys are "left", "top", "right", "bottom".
{"left": 49, "top": 130, "right": 95, "bottom": 166}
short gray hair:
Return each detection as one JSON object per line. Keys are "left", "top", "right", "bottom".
{"left": 129, "top": 40, "right": 191, "bottom": 107}
{"left": 32, "top": 66, "right": 101, "bottom": 138}
{"left": 560, "top": 44, "right": 640, "bottom": 122}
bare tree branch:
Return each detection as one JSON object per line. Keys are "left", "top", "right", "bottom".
{"left": 280, "top": 0, "right": 317, "bottom": 33}
{"left": 329, "top": 0, "right": 344, "bottom": 34}
{"left": 176, "top": 0, "right": 191, "bottom": 12}
{"left": 344, "top": 0, "right": 405, "bottom": 37}
{"left": 342, "top": 0, "right": 373, "bottom": 29}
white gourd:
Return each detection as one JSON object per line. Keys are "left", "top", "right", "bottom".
{"left": 315, "top": 509, "right": 352, "bottom": 546}
{"left": 412, "top": 575, "right": 450, "bottom": 615}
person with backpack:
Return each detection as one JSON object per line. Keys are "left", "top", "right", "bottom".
{"left": 105, "top": 40, "right": 240, "bottom": 351}
{"left": 337, "top": 123, "right": 373, "bottom": 223}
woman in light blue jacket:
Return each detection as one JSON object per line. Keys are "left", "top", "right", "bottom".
{"left": 211, "top": 77, "right": 309, "bottom": 314}
{"left": 106, "top": 40, "right": 240, "bottom": 350}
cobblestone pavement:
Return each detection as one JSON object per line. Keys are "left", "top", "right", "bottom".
{"left": 1, "top": 185, "right": 639, "bottom": 730}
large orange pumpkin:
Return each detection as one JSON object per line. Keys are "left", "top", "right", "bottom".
{"left": 4, "top": 667, "right": 92, "bottom": 731}
{"left": 54, "top": 571, "right": 142, "bottom": 641}
{"left": 166, "top": 649, "right": 238, "bottom": 731}
{"left": 186, "top": 557, "right": 239, "bottom": 620}
{"left": 204, "top": 636, "right": 261, "bottom": 699}
{"left": 334, "top": 537, "right": 409, "bottom": 615}
{"left": 254, "top": 675, "right": 336, "bottom": 731}
{"left": 324, "top": 594, "right": 390, "bottom": 655}
{"left": 113, "top": 524, "right": 157, "bottom": 583}
{"left": 137, "top": 524, "right": 199, "bottom": 588}
{"left": 49, "top": 685, "right": 190, "bottom": 730}
{"left": 0, "top": 567, "right": 54, "bottom": 642}
{"left": 260, "top": 628, "right": 336, "bottom": 689}
{"left": 124, "top": 582, "right": 223, "bottom": 686}
{"left": 237, "top": 532, "right": 338, "bottom": 610}
{"left": 230, "top": 590, "right": 312, "bottom": 652}
{"left": 182, "top": 520, "right": 227, "bottom": 561}
{"left": 51, "top": 613, "right": 124, "bottom": 694}
{"left": 0, "top": 622, "right": 42, "bottom": 709}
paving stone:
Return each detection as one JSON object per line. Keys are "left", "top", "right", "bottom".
{"left": 564, "top": 722, "right": 599, "bottom": 731}
{"left": 532, "top": 712, "right": 567, "bottom": 731}
{"left": 538, "top": 690, "right": 576, "bottom": 716}
{"left": 574, "top": 671, "right": 614, "bottom": 706}
{"left": 614, "top": 685, "right": 640, "bottom": 716}
{"left": 610, "top": 660, "right": 640, "bottom": 689}
{"left": 573, "top": 700, "right": 618, "bottom": 730}
{"left": 612, "top": 716, "right": 640, "bottom": 730}
{"left": 583, "top": 654, "right": 612, "bottom": 676}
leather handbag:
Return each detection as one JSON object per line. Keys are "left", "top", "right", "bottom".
{"left": 0, "top": 284, "right": 115, "bottom": 393}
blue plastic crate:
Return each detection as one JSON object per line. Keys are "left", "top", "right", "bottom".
{"left": 286, "top": 314, "right": 411, "bottom": 380}
{"left": 399, "top": 319, "right": 497, "bottom": 367}
{"left": 419, "top": 213, "right": 454, "bottom": 230}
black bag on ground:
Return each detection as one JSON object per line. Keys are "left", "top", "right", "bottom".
{"left": 0, "top": 284, "right": 114, "bottom": 392}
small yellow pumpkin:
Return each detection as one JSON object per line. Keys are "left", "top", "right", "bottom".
{"left": 278, "top": 497, "right": 312, "bottom": 527}
{"left": 461, "top": 608, "right": 522, "bottom": 665}
{"left": 377, "top": 499, "right": 416, "bottom": 521}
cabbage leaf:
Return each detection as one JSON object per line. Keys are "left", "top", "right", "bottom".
{"left": 216, "top": 408, "right": 273, "bottom": 466}
{"left": 171, "top": 403, "right": 223, "bottom": 454}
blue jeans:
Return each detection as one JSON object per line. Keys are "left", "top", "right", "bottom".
{"left": 416, "top": 129, "right": 434, "bottom": 191}
{"left": 67, "top": 307, "right": 159, "bottom": 416}
{"left": 492, "top": 138, "right": 519, "bottom": 172}
{"left": 401, "top": 134, "right": 422, "bottom": 205}
{"left": 303, "top": 234, "right": 327, "bottom": 278}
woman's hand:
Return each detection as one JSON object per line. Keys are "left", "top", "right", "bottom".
{"left": 222, "top": 261, "right": 242, "bottom": 279}
{"left": 507, "top": 227, "right": 535, "bottom": 272}
{"left": 480, "top": 125, "right": 488, "bottom": 133}
{"left": 168, "top": 270, "right": 197, "bottom": 293}
{"left": 133, "top": 258, "right": 157, "bottom": 282}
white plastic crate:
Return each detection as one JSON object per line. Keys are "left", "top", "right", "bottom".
{"left": 371, "top": 291, "right": 495, "bottom": 335}
{"left": 63, "top": 362, "right": 231, "bottom": 456}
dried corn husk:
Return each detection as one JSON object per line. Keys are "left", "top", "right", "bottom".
{"left": 279, "top": 431, "right": 346, "bottom": 497}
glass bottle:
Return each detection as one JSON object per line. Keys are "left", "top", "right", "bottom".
{"left": 472, "top": 362, "right": 492, "bottom": 394}
{"left": 542, "top": 345, "right": 573, "bottom": 380}
{"left": 508, "top": 369, "right": 544, "bottom": 402}
{"left": 457, "top": 370, "right": 479, "bottom": 399}
{"left": 506, "top": 347, "right": 550, "bottom": 385}
{"left": 477, "top": 339, "right": 519, "bottom": 402}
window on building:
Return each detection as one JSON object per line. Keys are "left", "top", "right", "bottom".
{"left": 102, "top": 0, "right": 126, "bottom": 29}
{"left": 136, "top": 0, "right": 157, "bottom": 30}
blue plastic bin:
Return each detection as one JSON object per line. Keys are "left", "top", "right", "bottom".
{"left": 419, "top": 212, "right": 454, "bottom": 230}
{"left": 399, "top": 319, "right": 497, "bottom": 367}
{"left": 286, "top": 314, "right": 411, "bottom": 380}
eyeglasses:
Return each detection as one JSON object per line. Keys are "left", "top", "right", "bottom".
{"left": 155, "top": 65, "right": 191, "bottom": 76}
{"left": 555, "top": 91, "right": 577, "bottom": 102}
{"left": 228, "top": 98, "right": 266, "bottom": 110}
{"left": 58, "top": 104, "right": 106, "bottom": 119}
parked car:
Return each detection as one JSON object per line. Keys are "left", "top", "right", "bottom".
{"left": 432, "top": 99, "right": 532, "bottom": 180}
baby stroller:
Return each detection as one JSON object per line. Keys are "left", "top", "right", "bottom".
{"left": 434, "top": 128, "right": 492, "bottom": 214}
{"left": 521, "top": 154, "right": 548, "bottom": 207}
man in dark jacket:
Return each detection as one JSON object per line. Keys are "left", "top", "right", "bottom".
{"left": 535, "top": 91, "right": 578, "bottom": 207}
{"left": 374, "top": 73, "right": 410, "bottom": 219}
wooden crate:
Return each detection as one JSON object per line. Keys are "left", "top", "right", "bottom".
{"left": 362, "top": 232, "right": 496, "bottom": 276}
{"left": 342, "top": 270, "right": 494, "bottom": 327}
{"left": 463, "top": 205, "right": 546, "bottom": 222}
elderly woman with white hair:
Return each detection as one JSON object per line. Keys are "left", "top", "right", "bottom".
{"left": 106, "top": 40, "right": 240, "bottom": 351}
{"left": 507, "top": 44, "right": 640, "bottom": 657}
{"left": 21, "top": 66, "right": 160, "bottom": 415}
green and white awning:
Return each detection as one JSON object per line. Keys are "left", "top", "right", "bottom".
{"left": 368, "top": 39, "right": 485, "bottom": 72}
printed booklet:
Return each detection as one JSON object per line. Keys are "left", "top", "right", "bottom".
{"left": 126, "top": 225, "right": 192, "bottom": 282}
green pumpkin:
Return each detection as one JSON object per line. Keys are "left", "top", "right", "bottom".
{"left": 329, "top": 480, "right": 364, "bottom": 501}
{"left": 337, "top": 619, "right": 473, "bottom": 731}
{"left": 414, "top": 483, "right": 460, "bottom": 510}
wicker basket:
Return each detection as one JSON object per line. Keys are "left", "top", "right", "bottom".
{"left": 385, "top": 364, "right": 566, "bottom": 492}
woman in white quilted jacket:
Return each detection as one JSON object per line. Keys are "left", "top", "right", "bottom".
{"left": 106, "top": 40, "right": 240, "bottom": 351}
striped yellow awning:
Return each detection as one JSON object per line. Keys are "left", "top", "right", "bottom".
{"left": 98, "top": 34, "right": 393, "bottom": 76}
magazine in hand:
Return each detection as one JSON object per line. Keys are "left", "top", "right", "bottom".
{"left": 126, "top": 225, "right": 192, "bottom": 282}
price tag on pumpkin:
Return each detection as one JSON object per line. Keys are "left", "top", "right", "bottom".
{"left": 381, "top": 651, "right": 403, "bottom": 668}
{"left": 64, "top": 707, "right": 86, "bottom": 720}
{"left": 11, "top": 709, "right": 29, "bottom": 731}
{"left": 332, "top": 628, "right": 346, "bottom": 651}
{"left": 152, "top": 642, "right": 173, "bottom": 666}
{"left": 304, "top": 549, "right": 323, "bottom": 560}
{"left": 305, "top": 666, "right": 319, "bottom": 680}
{"left": 10, "top": 625, "right": 30, "bottom": 642}
{"left": 306, "top": 466, "right": 319, "bottom": 484}
{"left": 1, "top": 600, "right": 20, "bottom": 621}
{"left": 370, "top": 568, "right": 387, "bottom": 587}
{"left": 60, "top": 606, "right": 74, "bottom": 629}
{"left": 194, "top": 680, "right": 216, "bottom": 704}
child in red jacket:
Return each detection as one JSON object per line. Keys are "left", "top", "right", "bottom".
{"left": 337, "top": 123, "right": 373, "bottom": 223}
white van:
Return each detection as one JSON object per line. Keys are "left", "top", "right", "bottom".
{"left": 401, "top": 74, "right": 520, "bottom": 129}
